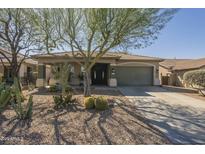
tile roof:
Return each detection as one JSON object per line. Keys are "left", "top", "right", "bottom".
{"left": 32, "top": 51, "right": 163, "bottom": 61}
{"left": 0, "top": 49, "right": 38, "bottom": 65}
{"left": 160, "top": 58, "right": 205, "bottom": 71}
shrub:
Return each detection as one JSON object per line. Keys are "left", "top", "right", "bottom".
{"left": 84, "top": 97, "right": 95, "bottom": 109}
{"left": 49, "top": 85, "right": 58, "bottom": 92}
{"left": 65, "top": 85, "right": 73, "bottom": 93}
{"left": 95, "top": 96, "right": 109, "bottom": 110}
{"left": 183, "top": 69, "right": 205, "bottom": 96}
{"left": 0, "top": 82, "right": 6, "bottom": 92}
{"left": 53, "top": 93, "right": 76, "bottom": 109}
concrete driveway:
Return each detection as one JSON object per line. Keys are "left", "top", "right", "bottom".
{"left": 119, "top": 86, "right": 205, "bottom": 144}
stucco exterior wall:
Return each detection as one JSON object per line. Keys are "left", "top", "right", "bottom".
{"left": 0, "top": 63, "right": 37, "bottom": 78}
{"left": 19, "top": 63, "right": 26, "bottom": 77}
{"left": 159, "top": 66, "right": 171, "bottom": 77}
{"left": 35, "top": 56, "right": 162, "bottom": 87}
{"left": 159, "top": 66, "right": 205, "bottom": 87}
{"left": 48, "top": 62, "right": 82, "bottom": 86}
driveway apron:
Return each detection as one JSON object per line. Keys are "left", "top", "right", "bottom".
{"left": 119, "top": 86, "right": 205, "bottom": 144}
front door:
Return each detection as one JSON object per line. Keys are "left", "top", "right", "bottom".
{"left": 91, "top": 63, "right": 108, "bottom": 85}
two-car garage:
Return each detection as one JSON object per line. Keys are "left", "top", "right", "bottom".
{"left": 115, "top": 66, "right": 154, "bottom": 86}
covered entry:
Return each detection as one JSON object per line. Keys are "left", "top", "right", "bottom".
{"left": 115, "top": 66, "right": 153, "bottom": 86}
{"left": 91, "top": 63, "right": 108, "bottom": 85}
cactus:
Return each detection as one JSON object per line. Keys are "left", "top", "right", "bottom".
{"left": 11, "top": 77, "right": 33, "bottom": 120}
{"left": 0, "top": 82, "right": 11, "bottom": 113}
{"left": 0, "top": 82, "right": 6, "bottom": 93}
{"left": 12, "top": 95, "right": 33, "bottom": 120}
{"left": 0, "top": 88, "right": 11, "bottom": 113}
{"left": 24, "top": 95, "right": 33, "bottom": 119}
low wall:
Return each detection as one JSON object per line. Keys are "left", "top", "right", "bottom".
{"left": 161, "top": 85, "right": 198, "bottom": 93}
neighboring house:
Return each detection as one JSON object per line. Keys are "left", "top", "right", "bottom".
{"left": 159, "top": 58, "right": 205, "bottom": 87}
{"left": 0, "top": 50, "right": 38, "bottom": 85}
{"left": 32, "top": 52, "right": 163, "bottom": 87}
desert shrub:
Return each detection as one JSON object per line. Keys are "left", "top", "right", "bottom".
{"left": 53, "top": 93, "right": 76, "bottom": 109}
{"left": 11, "top": 78, "right": 33, "bottom": 120}
{"left": 95, "top": 96, "right": 109, "bottom": 110}
{"left": 49, "top": 85, "right": 59, "bottom": 92}
{"left": 183, "top": 69, "right": 205, "bottom": 96}
{"left": 65, "top": 85, "right": 73, "bottom": 93}
{"left": 84, "top": 97, "right": 95, "bottom": 109}
{"left": 0, "top": 85, "right": 11, "bottom": 113}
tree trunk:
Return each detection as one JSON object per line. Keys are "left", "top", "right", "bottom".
{"left": 84, "top": 69, "right": 91, "bottom": 97}
{"left": 11, "top": 61, "right": 22, "bottom": 92}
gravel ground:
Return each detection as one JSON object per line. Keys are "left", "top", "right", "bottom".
{"left": 0, "top": 88, "right": 170, "bottom": 145}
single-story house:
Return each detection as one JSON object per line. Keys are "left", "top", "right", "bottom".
{"left": 0, "top": 49, "right": 38, "bottom": 85}
{"left": 159, "top": 58, "right": 205, "bottom": 87}
{"left": 32, "top": 52, "right": 163, "bottom": 87}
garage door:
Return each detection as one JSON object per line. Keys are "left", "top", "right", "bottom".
{"left": 115, "top": 66, "right": 153, "bottom": 86}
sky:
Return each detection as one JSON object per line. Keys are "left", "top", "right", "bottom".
{"left": 133, "top": 8, "right": 205, "bottom": 59}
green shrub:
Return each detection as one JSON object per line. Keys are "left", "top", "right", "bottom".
{"left": 95, "top": 96, "right": 109, "bottom": 110}
{"left": 65, "top": 85, "right": 73, "bottom": 93}
{"left": 84, "top": 97, "right": 95, "bottom": 109}
{"left": 0, "top": 87, "right": 11, "bottom": 113}
{"left": 49, "top": 85, "right": 58, "bottom": 92}
{"left": 53, "top": 93, "right": 76, "bottom": 109}
{"left": 183, "top": 69, "right": 205, "bottom": 87}
{"left": 0, "top": 82, "right": 6, "bottom": 93}
{"left": 183, "top": 69, "right": 205, "bottom": 96}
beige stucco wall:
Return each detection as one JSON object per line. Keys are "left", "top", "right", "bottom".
{"left": 159, "top": 66, "right": 173, "bottom": 85}
{"left": 159, "top": 66, "right": 171, "bottom": 77}
{"left": 45, "top": 65, "right": 51, "bottom": 84}
{"left": 159, "top": 66, "right": 205, "bottom": 87}
{"left": 0, "top": 62, "right": 37, "bottom": 83}
{"left": 48, "top": 62, "right": 81, "bottom": 86}
{"left": 19, "top": 63, "right": 37, "bottom": 78}
{"left": 35, "top": 56, "right": 162, "bottom": 86}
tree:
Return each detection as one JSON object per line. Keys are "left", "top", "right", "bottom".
{"left": 0, "top": 9, "right": 42, "bottom": 87}
{"left": 51, "top": 62, "right": 72, "bottom": 95}
{"left": 183, "top": 69, "right": 205, "bottom": 96}
{"left": 34, "top": 8, "right": 177, "bottom": 96}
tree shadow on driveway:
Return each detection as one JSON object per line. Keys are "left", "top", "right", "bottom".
{"left": 131, "top": 97, "right": 205, "bottom": 144}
